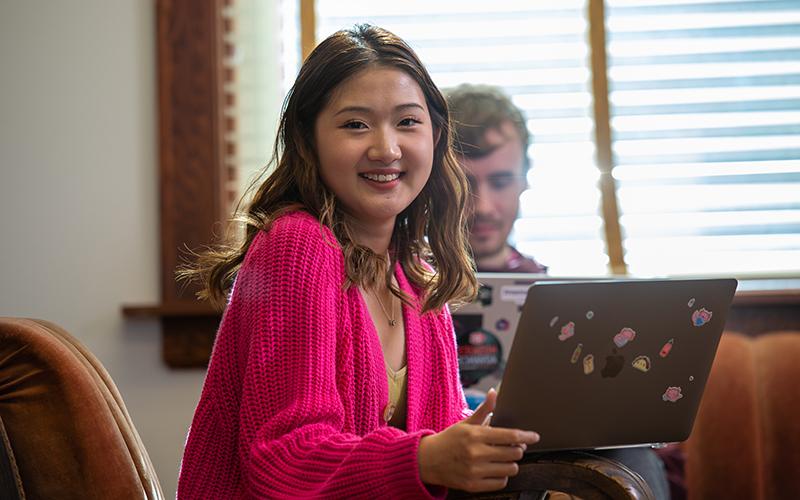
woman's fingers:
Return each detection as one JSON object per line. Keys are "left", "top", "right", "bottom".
{"left": 476, "top": 426, "right": 540, "bottom": 446}
{"left": 475, "top": 442, "right": 526, "bottom": 463}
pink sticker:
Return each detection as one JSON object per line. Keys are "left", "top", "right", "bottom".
{"left": 660, "top": 339, "right": 674, "bottom": 358}
{"left": 469, "top": 331, "right": 487, "bottom": 344}
{"left": 559, "top": 321, "right": 575, "bottom": 341}
{"left": 662, "top": 386, "right": 683, "bottom": 403}
{"left": 613, "top": 327, "right": 636, "bottom": 348}
{"left": 692, "top": 308, "right": 712, "bottom": 327}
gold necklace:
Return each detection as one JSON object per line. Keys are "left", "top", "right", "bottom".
{"left": 374, "top": 290, "right": 397, "bottom": 327}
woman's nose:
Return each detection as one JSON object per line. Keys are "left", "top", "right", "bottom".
{"left": 367, "top": 129, "right": 402, "bottom": 164}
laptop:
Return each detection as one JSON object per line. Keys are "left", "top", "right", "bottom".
{"left": 483, "top": 278, "right": 738, "bottom": 452}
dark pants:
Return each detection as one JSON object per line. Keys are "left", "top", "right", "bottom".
{"left": 592, "top": 447, "right": 670, "bottom": 500}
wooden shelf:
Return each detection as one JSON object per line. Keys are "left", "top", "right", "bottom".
{"left": 122, "top": 302, "right": 220, "bottom": 318}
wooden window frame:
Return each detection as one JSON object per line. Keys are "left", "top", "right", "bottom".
{"left": 123, "top": 0, "right": 227, "bottom": 367}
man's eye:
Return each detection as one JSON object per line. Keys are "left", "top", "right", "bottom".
{"left": 342, "top": 121, "right": 367, "bottom": 129}
{"left": 490, "top": 178, "right": 516, "bottom": 190}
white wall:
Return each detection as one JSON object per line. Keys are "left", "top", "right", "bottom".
{"left": 0, "top": 1, "right": 205, "bottom": 497}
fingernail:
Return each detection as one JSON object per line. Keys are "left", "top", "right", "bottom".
{"left": 527, "top": 432, "right": 539, "bottom": 441}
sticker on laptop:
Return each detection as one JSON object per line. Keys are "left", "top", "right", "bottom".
{"left": 583, "top": 354, "right": 595, "bottom": 375}
{"left": 550, "top": 316, "right": 559, "bottom": 327}
{"left": 692, "top": 308, "right": 713, "bottom": 327}
{"left": 571, "top": 343, "right": 583, "bottom": 364}
{"left": 689, "top": 375, "right": 694, "bottom": 382}
{"left": 613, "top": 327, "right": 636, "bottom": 348}
{"left": 586, "top": 310, "right": 594, "bottom": 320}
{"left": 660, "top": 339, "right": 674, "bottom": 358}
{"left": 687, "top": 297, "right": 696, "bottom": 307}
{"left": 662, "top": 386, "right": 683, "bottom": 403}
{"left": 632, "top": 355, "right": 651, "bottom": 372}
{"left": 559, "top": 321, "right": 575, "bottom": 341}
{"left": 495, "top": 318, "right": 510, "bottom": 331}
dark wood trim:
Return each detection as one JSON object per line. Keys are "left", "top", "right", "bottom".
{"left": 121, "top": 0, "right": 226, "bottom": 368}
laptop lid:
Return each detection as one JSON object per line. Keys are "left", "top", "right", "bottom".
{"left": 490, "top": 278, "right": 737, "bottom": 452}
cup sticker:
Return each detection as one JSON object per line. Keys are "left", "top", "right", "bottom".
{"left": 660, "top": 338, "right": 674, "bottom": 358}
{"left": 559, "top": 321, "right": 575, "bottom": 341}
{"left": 550, "top": 316, "right": 559, "bottom": 327}
{"left": 691, "top": 308, "right": 713, "bottom": 327}
{"left": 632, "top": 355, "right": 651, "bottom": 372}
{"left": 571, "top": 343, "right": 583, "bottom": 364}
{"left": 586, "top": 310, "right": 594, "bottom": 320}
{"left": 613, "top": 327, "right": 636, "bottom": 348}
{"left": 662, "top": 386, "right": 683, "bottom": 403}
{"left": 687, "top": 297, "right": 696, "bottom": 307}
{"left": 583, "top": 354, "right": 595, "bottom": 375}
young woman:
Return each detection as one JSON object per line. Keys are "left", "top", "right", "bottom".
{"left": 176, "top": 25, "right": 539, "bottom": 498}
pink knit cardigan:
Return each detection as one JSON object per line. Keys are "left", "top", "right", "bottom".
{"left": 177, "top": 211, "right": 470, "bottom": 499}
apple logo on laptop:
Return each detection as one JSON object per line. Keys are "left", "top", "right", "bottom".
{"left": 601, "top": 348, "right": 625, "bottom": 378}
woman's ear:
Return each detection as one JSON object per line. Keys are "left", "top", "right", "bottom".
{"left": 433, "top": 127, "right": 442, "bottom": 147}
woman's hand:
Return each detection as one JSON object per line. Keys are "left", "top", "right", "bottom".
{"left": 418, "top": 388, "right": 540, "bottom": 492}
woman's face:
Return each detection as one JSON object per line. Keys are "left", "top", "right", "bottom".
{"left": 314, "top": 66, "right": 435, "bottom": 230}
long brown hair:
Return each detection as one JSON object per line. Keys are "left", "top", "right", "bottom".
{"left": 183, "top": 24, "right": 477, "bottom": 313}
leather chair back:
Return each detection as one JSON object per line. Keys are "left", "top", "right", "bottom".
{"left": 0, "top": 317, "right": 163, "bottom": 499}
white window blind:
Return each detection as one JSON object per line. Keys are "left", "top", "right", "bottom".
{"left": 225, "top": 0, "right": 297, "bottom": 203}
{"left": 606, "top": 0, "right": 800, "bottom": 277}
{"left": 316, "top": 0, "right": 608, "bottom": 276}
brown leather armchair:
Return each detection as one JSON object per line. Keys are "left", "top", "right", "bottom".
{"left": 684, "top": 331, "right": 800, "bottom": 500}
{"left": 0, "top": 317, "right": 163, "bottom": 500}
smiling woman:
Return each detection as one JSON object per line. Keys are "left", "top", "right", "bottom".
{"left": 173, "top": 24, "right": 557, "bottom": 498}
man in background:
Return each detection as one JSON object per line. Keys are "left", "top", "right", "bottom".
{"left": 446, "top": 83, "right": 680, "bottom": 500}
{"left": 444, "top": 84, "right": 547, "bottom": 273}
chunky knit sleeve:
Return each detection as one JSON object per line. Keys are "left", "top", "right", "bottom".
{"left": 178, "top": 212, "right": 441, "bottom": 499}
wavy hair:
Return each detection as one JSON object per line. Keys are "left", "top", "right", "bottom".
{"left": 182, "top": 24, "right": 477, "bottom": 313}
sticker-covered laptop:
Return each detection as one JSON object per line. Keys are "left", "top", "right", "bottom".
{"left": 487, "top": 278, "right": 737, "bottom": 452}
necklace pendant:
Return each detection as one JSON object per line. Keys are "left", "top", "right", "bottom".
{"left": 389, "top": 319, "right": 397, "bottom": 327}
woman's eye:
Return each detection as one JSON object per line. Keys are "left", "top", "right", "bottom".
{"left": 342, "top": 121, "right": 367, "bottom": 130}
{"left": 398, "top": 117, "right": 421, "bottom": 127}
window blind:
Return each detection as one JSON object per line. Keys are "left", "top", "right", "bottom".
{"left": 316, "top": 0, "right": 609, "bottom": 276}
{"left": 225, "top": 0, "right": 296, "bottom": 207}
{"left": 606, "top": 0, "right": 800, "bottom": 277}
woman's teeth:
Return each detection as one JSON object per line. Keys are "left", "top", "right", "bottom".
{"left": 361, "top": 172, "right": 400, "bottom": 182}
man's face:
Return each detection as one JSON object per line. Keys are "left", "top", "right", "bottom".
{"left": 462, "top": 120, "right": 527, "bottom": 261}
